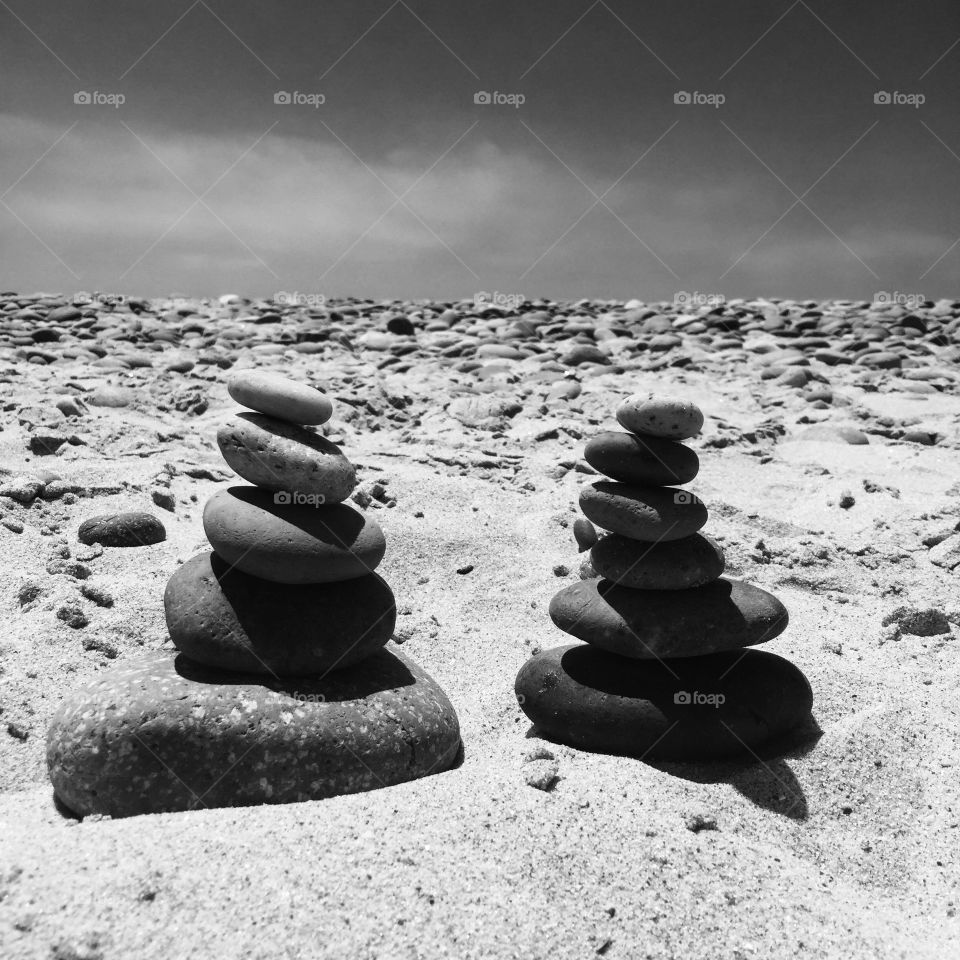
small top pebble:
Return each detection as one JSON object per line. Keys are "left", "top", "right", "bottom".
{"left": 227, "top": 371, "right": 333, "bottom": 425}
{"left": 616, "top": 393, "right": 703, "bottom": 440}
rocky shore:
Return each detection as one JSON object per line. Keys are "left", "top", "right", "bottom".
{"left": 2, "top": 291, "right": 959, "bottom": 959}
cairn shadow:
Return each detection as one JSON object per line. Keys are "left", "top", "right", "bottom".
{"left": 174, "top": 647, "right": 416, "bottom": 703}
{"left": 649, "top": 717, "right": 823, "bottom": 820}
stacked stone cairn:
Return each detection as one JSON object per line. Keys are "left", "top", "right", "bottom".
{"left": 516, "top": 392, "right": 812, "bottom": 760}
{"left": 47, "top": 371, "right": 461, "bottom": 817}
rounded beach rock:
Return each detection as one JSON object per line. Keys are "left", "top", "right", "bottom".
{"left": 77, "top": 512, "right": 166, "bottom": 547}
{"left": 515, "top": 644, "right": 812, "bottom": 761}
{"left": 584, "top": 432, "right": 698, "bottom": 486}
{"left": 227, "top": 371, "right": 333, "bottom": 425}
{"left": 549, "top": 577, "right": 787, "bottom": 657}
{"left": 579, "top": 481, "right": 707, "bottom": 541}
{"left": 590, "top": 532, "right": 724, "bottom": 589}
{"left": 165, "top": 552, "right": 395, "bottom": 675}
{"left": 203, "top": 486, "right": 386, "bottom": 583}
{"left": 616, "top": 394, "right": 703, "bottom": 440}
{"left": 217, "top": 413, "right": 356, "bottom": 502}
{"left": 47, "top": 648, "right": 461, "bottom": 818}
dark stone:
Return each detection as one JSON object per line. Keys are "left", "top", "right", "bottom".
{"left": 515, "top": 644, "right": 812, "bottom": 760}
{"left": 584, "top": 432, "right": 698, "bottom": 485}
{"left": 590, "top": 532, "right": 724, "bottom": 589}
{"left": 549, "top": 577, "right": 787, "bottom": 657}
{"left": 579, "top": 481, "right": 707, "bottom": 541}
{"left": 165, "top": 552, "right": 396, "bottom": 675}
{"left": 77, "top": 512, "right": 166, "bottom": 547}
{"left": 47, "top": 648, "right": 461, "bottom": 817}
{"left": 203, "top": 486, "right": 385, "bottom": 584}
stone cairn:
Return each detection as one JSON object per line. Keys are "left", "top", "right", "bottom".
{"left": 48, "top": 371, "right": 460, "bottom": 817}
{"left": 516, "top": 392, "right": 812, "bottom": 761}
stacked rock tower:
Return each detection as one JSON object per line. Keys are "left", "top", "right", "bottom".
{"left": 48, "top": 371, "right": 460, "bottom": 818}
{"left": 516, "top": 392, "right": 812, "bottom": 761}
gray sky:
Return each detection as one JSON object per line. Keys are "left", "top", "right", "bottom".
{"left": 1, "top": 0, "right": 958, "bottom": 301}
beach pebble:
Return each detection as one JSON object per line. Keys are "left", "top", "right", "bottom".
{"left": 795, "top": 425, "right": 869, "bottom": 445}
{"left": 584, "top": 432, "right": 698, "bottom": 485}
{"left": 881, "top": 606, "right": 950, "bottom": 637}
{"left": 165, "top": 553, "right": 395, "bottom": 675}
{"left": 515, "top": 644, "right": 812, "bottom": 760}
{"left": 87, "top": 386, "right": 134, "bottom": 408}
{"left": 591, "top": 532, "right": 724, "bottom": 589}
{"left": 616, "top": 394, "right": 703, "bottom": 439}
{"left": 573, "top": 518, "right": 598, "bottom": 553}
{"left": 77, "top": 513, "right": 166, "bottom": 548}
{"left": 217, "top": 413, "right": 356, "bottom": 502}
{"left": 549, "top": 577, "right": 787, "bottom": 657}
{"left": 579, "top": 481, "right": 707, "bottom": 541}
{"left": 227, "top": 371, "right": 333, "bottom": 425}
{"left": 47, "top": 649, "right": 461, "bottom": 817}
{"left": 203, "top": 486, "right": 385, "bottom": 583}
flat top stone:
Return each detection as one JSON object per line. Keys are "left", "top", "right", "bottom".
{"left": 227, "top": 371, "right": 333, "bottom": 425}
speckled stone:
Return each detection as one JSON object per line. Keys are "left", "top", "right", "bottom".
{"left": 590, "top": 532, "right": 724, "bottom": 589}
{"left": 515, "top": 644, "right": 812, "bottom": 760}
{"left": 549, "top": 577, "right": 787, "bottom": 657}
{"left": 216, "top": 413, "right": 356, "bottom": 502}
{"left": 227, "top": 371, "right": 332, "bottom": 425}
{"left": 203, "top": 486, "right": 385, "bottom": 583}
{"left": 77, "top": 513, "right": 166, "bottom": 547}
{"left": 615, "top": 394, "right": 703, "bottom": 440}
{"left": 583, "top": 432, "right": 698, "bottom": 485}
{"left": 47, "top": 648, "right": 461, "bottom": 817}
{"left": 164, "top": 552, "right": 395, "bottom": 675}
{"left": 579, "top": 481, "right": 707, "bottom": 542}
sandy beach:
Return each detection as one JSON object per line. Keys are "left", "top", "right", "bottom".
{"left": 1, "top": 292, "right": 958, "bottom": 958}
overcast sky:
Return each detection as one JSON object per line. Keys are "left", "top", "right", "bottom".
{"left": 1, "top": 0, "right": 958, "bottom": 301}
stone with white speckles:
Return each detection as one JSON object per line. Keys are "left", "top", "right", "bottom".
{"left": 615, "top": 394, "right": 703, "bottom": 440}
{"left": 47, "top": 648, "right": 461, "bottom": 817}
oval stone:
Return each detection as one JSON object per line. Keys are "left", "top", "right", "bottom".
{"left": 549, "top": 577, "right": 787, "bottom": 657}
{"left": 203, "top": 486, "right": 385, "bottom": 583}
{"left": 165, "top": 552, "right": 395, "bottom": 675}
{"left": 217, "top": 413, "right": 356, "bottom": 503}
{"left": 77, "top": 512, "right": 166, "bottom": 547}
{"left": 47, "top": 649, "right": 461, "bottom": 817}
{"left": 616, "top": 394, "right": 703, "bottom": 439}
{"left": 584, "top": 432, "right": 698, "bottom": 485}
{"left": 515, "top": 644, "right": 812, "bottom": 761}
{"left": 591, "top": 532, "right": 724, "bottom": 589}
{"left": 227, "top": 371, "right": 333, "bottom": 425}
{"left": 579, "top": 481, "right": 707, "bottom": 541}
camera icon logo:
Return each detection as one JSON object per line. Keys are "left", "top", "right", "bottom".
{"left": 874, "top": 91, "right": 891, "bottom": 104}
{"left": 674, "top": 691, "right": 691, "bottom": 705}
{"left": 674, "top": 91, "right": 691, "bottom": 104}
{"left": 474, "top": 91, "right": 491, "bottom": 104}
{"left": 74, "top": 91, "right": 91, "bottom": 105}
{"left": 273, "top": 491, "right": 292, "bottom": 505}
{"left": 274, "top": 91, "right": 292, "bottom": 105}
